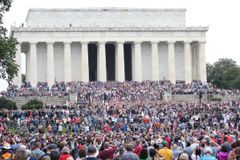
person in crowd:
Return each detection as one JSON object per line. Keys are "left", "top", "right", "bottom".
{"left": 121, "top": 144, "right": 138, "bottom": 160}
{"left": 191, "top": 147, "right": 202, "bottom": 160}
{"left": 59, "top": 146, "right": 74, "bottom": 160}
{"left": 83, "top": 145, "right": 99, "bottom": 160}
{"left": 30, "top": 142, "right": 45, "bottom": 160}
{"left": 178, "top": 153, "right": 190, "bottom": 160}
{"left": 159, "top": 141, "right": 174, "bottom": 160}
{"left": 14, "top": 149, "right": 29, "bottom": 160}
{"left": 133, "top": 140, "right": 143, "bottom": 156}
{"left": 200, "top": 147, "right": 217, "bottom": 160}
{"left": 139, "top": 147, "right": 149, "bottom": 160}
{"left": 0, "top": 80, "right": 239, "bottom": 160}
{"left": 98, "top": 142, "right": 117, "bottom": 160}
{"left": 0, "top": 143, "right": 13, "bottom": 160}
{"left": 49, "top": 150, "right": 61, "bottom": 160}
{"left": 217, "top": 145, "right": 229, "bottom": 160}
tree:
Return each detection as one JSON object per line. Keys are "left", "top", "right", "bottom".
{"left": 207, "top": 58, "right": 237, "bottom": 88}
{"left": 0, "top": 0, "right": 18, "bottom": 84}
{"left": 0, "top": 97, "right": 17, "bottom": 109}
{"left": 206, "top": 63, "right": 214, "bottom": 83}
{"left": 231, "top": 75, "right": 240, "bottom": 89}
{"left": 222, "top": 66, "right": 240, "bottom": 89}
{"left": 22, "top": 99, "right": 43, "bottom": 110}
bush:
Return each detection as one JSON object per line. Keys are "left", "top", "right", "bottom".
{"left": 210, "top": 96, "right": 222, "bottom": 101}
{"left": 22, "top": 99, "right": 43, "bottom": 110}
{"left": 0, "top": 97, "right": 17, "bottom": 110}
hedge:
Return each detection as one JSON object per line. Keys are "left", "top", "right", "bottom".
{"left": 0, "top": 97, "right": 17, "bottom": 110}
{"left": 210, "top": 96, "right": 222, "bottom": 101}
{"left": 22, "top": 99, "right": 43, "bottom": 110}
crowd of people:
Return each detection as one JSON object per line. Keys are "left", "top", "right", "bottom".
{"left": 1, "top": 80, "right": 240, "bottom": 99}
{"left": 0, "top": 97, "right": 239, "bottom": 159}
{"left": 0, "top": 81, "right": 240, "bottom": 160}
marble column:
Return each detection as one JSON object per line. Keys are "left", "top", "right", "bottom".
{"left": 191, "top": 43, "right": 198, "bottom": 80}
{"left": 97, "top": 41, "right": 107, "bottom": 81}
{"left": 116, "top": 41, "right": 125, "bottom": 81}
{"left": 64, "top": 42, "right": 72, "bottom": 82}
{"left": 13, "top": 43, "right": 22, "bottom": 85}
{"left": 168, "top": 41, "right": 176, "bottom": 83}
{"left": 133, "top": 41, "right": 142, "bottom": 81}
{"left": 184, "top": 41, "right": 192, "bottom": 83}
{"left": 47, "top": 42, "right": 55, "bottom": 86}
{"left": 151, "top": 41, "right": 159, "bottom": 80}
{"left": 198, "top": 41, "right": 207, "bottom": 82}
{"left": 81, "top": 41, "right": 89, "bottom": 82}
{"left": 29, "top": 42, "right": 37, "bottom": 86}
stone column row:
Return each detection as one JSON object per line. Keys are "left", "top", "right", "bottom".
{"left": 97, "top": 41, "right": 125, "bottom": 82}
{"left": 23, "top": 40, "right": 206, "bottom": 86}
{"left": 132, "top": 40, "right": 206, "bottom": 83}
{"left": 46, "top": 41, "right": 90, "bottom": 85}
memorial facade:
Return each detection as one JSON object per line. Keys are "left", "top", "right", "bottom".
{"left": 11, "top": 8, "right": 208, "bottom": 86}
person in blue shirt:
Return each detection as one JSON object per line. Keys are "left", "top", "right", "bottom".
{"left": 200, "top": 147, "right": 217, "bottom": 160}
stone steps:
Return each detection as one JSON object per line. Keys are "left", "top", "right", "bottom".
{"left": 7, "top": 96, "right": 69, "bottom": 108}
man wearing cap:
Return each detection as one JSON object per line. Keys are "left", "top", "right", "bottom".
{"left": 159, "top": 141, "right": 174, "bottom": 160}
{"left": 84, "top": 145, "right": 99, "bottom": 160}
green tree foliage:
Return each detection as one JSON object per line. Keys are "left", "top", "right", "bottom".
{"left": 207, "top": 58, "right": 240, "bottom": 89}
{"left": 206, "top": 63, "right": 214, "bottom": 83}
{"left": 223, "top": 66, "right": 240, "bottom": 89}
{"left": 0, "top": 0, "right": 18, "bottom": 84}
{"left": 22, "top": 99, "right": 43, "bottom": 110}
{"left": 231, "top": 76, "right": 240, "bottom": 89}
{"left": 0, "top": 97, "right": 17, "bottom": 109}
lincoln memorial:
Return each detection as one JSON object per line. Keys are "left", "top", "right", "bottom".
{"left": 11, "top": 8, "right": 208, "bottom": 86}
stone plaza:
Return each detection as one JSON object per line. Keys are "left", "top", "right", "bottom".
{"left": 11, "top": 8, "right": 208, "bottom": 86}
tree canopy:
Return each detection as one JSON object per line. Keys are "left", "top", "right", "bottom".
{"left": 0, "top": 0, "right": 18, "bottom": 84}
{"left": 207, "top": 58, "right": 240, "bottom": 89}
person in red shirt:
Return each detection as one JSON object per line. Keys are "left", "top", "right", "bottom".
{"left": 143, "top": 117, "right": 149, "bottom": 124}
{"left": 60, "top": 146, "right": 74, "bottom": 160}
{"left": 76, "top": 117, "right": 81, "bottom": 124}
{"left": 164, "top": 134, "right": 172, "bottom": 149}
{"left": 133, "top": 140, "right": 142, "bottom": 156}
{"left": 98, "top": 142, "right": 117, "bottom": 160}
{"left": 102, "top": 123, "right": 111, "bottom": 133}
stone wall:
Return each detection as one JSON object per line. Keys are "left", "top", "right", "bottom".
{"left": 7, "top": 94, "right": 240, "bottom": 109}
{"left": 26, "top": 8, "right": 186, "bottom": 28}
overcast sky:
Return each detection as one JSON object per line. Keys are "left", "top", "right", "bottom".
{"left": 1, "top": 0, "right": 240, "bottom": 90}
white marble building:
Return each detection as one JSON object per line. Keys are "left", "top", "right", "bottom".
{"left": 11, "top": 8, "right": 208, "bottom": 86}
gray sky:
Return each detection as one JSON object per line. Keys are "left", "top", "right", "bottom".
{"left": 1, "top": 0, "right": 240, "bottom": 90}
